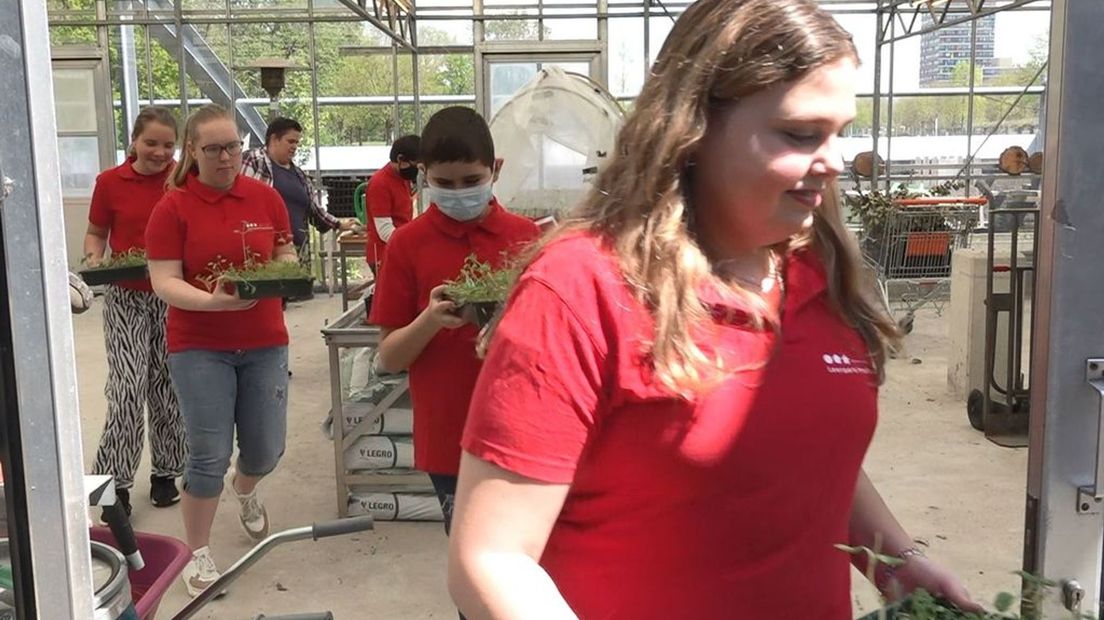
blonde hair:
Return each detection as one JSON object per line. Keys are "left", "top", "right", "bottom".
{"left": 485, "top": 0, "right": 900, "bottom": 391}
{"left": 168, "top": 104, "right": 234, "bottom": 190}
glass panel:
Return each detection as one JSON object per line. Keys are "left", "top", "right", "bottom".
{"left": 52, "top": 68, "right": 99, "bottom": 133}
{"left": 50, "top": 25, "right": 98, "bottom": 46}
{"left": 647, "top": 17, "right": 674, "bottom": 66}
{"left": 319, "top": 104, "right": 393, "bottom": 146}
{"left": 609, "top": 17, "right": 645, "bottom": 98}
{"left": 488, "top": 62, "right": 538, "bottom": 117}
{"left": 420, "top": 54, "right": 476, "bottom": 97}
{"left": 57, "top": 136, "right": 102, "bottom": 199}
{"left": 542, "top": 61, "right": 590, "bottom": 77}
{"left": 416, "top": 20, "right": 474, "bottom": 45}
{"left": 544, "top": 18, "right": 598, "bottom": 40}
{"left": 484, "top": 20, "right": 545, "bottom": 41}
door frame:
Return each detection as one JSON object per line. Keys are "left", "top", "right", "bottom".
{"left": 475, "top": 40, "right": 606, "bottom": 120}
{"left": 50, "top": 47, "right": 116, "bottom": 265}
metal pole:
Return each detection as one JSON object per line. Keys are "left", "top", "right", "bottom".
{"left": 120, "top": 3, "right": 142, "bottom": 140}
{"left": 391, "top": 42, "right": 400, "bottom": 140}
{"left": 411, "top": 13, "right": 421, "bottom": 133}
{"left": 1025, "top": 0, "right": 1104, "bottom": 616}
{"left": 175, "top": 0, "right": 189, "bottom": 117}
{"left": 144, "top": 21, "right": 155, "bottom": 104}
{"left": 885, "top": 11, "right": 895, "bottom": 192}
{"left": 871, "top": 0, "right": 883, "bottom": 191}
{"left": 965, "top": 14, "right": 978, "bottom": 197}
{"left": 0, "top": 0, "right": 96, "bottom": 616}
{"left": 226, "top": 0, "right": 236, "bottom": 134}
{"left": 308, "top": 0, "right": 327, "bottom": 286}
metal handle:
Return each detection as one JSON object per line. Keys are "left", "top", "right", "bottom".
{"left": 312, "top": 515, "right": 374, "bottom": 540}
{"left": 1077, "top": 359, "right": 1104, "bottom": 514}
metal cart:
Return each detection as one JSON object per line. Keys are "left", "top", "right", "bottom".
{"left": 320, "top": 302, "right": 437, "bottom": 519}
{"left": 967, "top": 183, "right": 1039, "bottom": 447}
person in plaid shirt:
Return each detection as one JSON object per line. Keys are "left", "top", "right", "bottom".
{"left": 241, "top": 117, "right": 359, "bottom": 256}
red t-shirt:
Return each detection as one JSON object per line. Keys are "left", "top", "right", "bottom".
{"left": 87, "top": 157, "right": 174, "bottom": 292}
{"left": 368, "top": 201, "right": 540, "bottom": 475}
{"left": 463, "top": 234, "right": 878, "bottom": 619}
{"left": 145, "top": 173, "right": 292, "bottom": 353}
{"left": 364, "top": 163, "right": 414, "bottom": 267}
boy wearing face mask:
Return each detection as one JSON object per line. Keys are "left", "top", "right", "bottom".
{"left": 365, "top": 134, "right": 421, "bottom": 274}
{"left": 368, "top": 107, "right": 540, "bottom": 535}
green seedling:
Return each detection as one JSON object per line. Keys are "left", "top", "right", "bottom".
{"left": 82, "top": 248, "right": 147, "bottom": 270}
{"left": 198, "top": 252, "right": 312, "bottom": 296}
{"left": 443, "top": 254, "right": 517, "bottom": 305}
{"left": 839, "top": 544, "right": 1093, "bottom": 620}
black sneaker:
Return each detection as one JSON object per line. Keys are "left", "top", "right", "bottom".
{"left": 150, "top": 475, "right": 180, "bottom": 508}
{"left": 100, "top": 488, "right": 132, "bottom": 524}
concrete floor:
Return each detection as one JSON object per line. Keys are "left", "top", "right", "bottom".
{"left": 71, "top": 294, "right": 1027, "bottom": 619}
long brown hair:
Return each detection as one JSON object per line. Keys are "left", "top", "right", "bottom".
{"left": 485, "top": 0, "right": 900, "bottom": 391}
{"left": 168, "top": 104, "right": 233, "bottom": 190}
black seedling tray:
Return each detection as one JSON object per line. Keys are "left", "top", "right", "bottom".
{"left": 79, "top": 264, "right": 148, "bottom": 286}
{"left": 460, "top": 301, "right": 499, "bottom": 328}
{"left": 233, "top": 277, "right": 314, "bottom": 300}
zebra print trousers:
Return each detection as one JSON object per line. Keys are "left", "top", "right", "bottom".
{"left": 91, "top": 285, "right": 186, "bottom": 489}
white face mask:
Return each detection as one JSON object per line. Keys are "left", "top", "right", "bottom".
{"left": 428, "top": 181, "right": 493, "bottom": 222}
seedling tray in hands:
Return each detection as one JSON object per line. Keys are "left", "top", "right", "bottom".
{"left": 232, "top": 277, "right": 314, "bottom": 300}
{"left": 459, "top": 301, "right": 499, "bottom": 328}
{"left": 79, "top": 264, "right": 148, "bottom": 286}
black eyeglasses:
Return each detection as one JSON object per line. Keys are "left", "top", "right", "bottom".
{"left": 199, "top": 141, "right": 243, "bottom": 159}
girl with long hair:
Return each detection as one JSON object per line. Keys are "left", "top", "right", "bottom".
{"left": 448, "top": 1, "right": 981, "bottom": 617}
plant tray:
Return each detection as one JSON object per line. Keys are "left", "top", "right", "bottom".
{"left": 232, "top": 277, "right": 313, "bottom": 300}
{"left": 460, "top": 301, "right": 499, "bottom": 328}
{"left": 79, "top": 265, "right": 148, "bottom": 286}
{"left": 856, "top": 595, "right": 974, "bottom": 620}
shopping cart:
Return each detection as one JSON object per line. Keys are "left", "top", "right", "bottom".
{"left": 862, "top": 196, "right": 984, "bottom": 334}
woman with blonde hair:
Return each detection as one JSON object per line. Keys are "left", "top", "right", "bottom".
{"left": 146, "top": 104, "right": 296, "bottom": 596}
{"left": 448, "top": 0, "right": 981, "bottom": 617}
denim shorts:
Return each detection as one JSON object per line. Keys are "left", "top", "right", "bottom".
{"left": 167, "top": 346, "right": 289, "bottom": 498}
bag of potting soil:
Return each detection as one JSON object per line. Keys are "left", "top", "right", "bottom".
{"left": 348, "top": 485, "right": 444, "bottom": 522}
{"left": 344, "top": 435, "right": 415, "bottom": 471}
{"left": 322, "top": 346, "right": 412, "bottom": 439}
{"left": 340, "top": 403, "right": 414, "bottom": 436}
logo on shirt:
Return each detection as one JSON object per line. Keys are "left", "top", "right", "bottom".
{"left": 821, "top": 353, "right": 874, "bottom": 375}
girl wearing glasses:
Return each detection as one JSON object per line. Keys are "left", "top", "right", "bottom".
{"left": 145, "top": 104, "right": 297, "bottom": 597}
{"left": 85, "top": 105, "right": 186, "bottom": 520}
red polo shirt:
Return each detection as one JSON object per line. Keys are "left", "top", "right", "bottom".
{"left": 87, "top": 157, "right": 174, "bottom": 292}
{"left": 368, "top": 201, "right": 539, "bottom": 475}
{"left": 463, "top": 233, "right": 879, "bottom": 619}
{"left": 364, "top": 163, "right": 415, "bottom": 268}
{"left": 145, "top": 173, "right": 291, "bottom": 353}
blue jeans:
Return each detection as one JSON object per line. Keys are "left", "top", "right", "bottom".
{"left": 168, "top": 347, "right": 289, "bottom": 498}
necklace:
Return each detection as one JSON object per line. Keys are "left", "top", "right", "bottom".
{"left": 716, "top": 250, "right": 783, "bottom": 294}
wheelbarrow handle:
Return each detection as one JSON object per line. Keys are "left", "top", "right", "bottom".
{"left": 312, "top": 515, "right": 374, "bottom": 540}
{"left": 252, "top": 608, "right": 331, "bottom": 613}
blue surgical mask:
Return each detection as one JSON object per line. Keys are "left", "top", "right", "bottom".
{"left": 428, "top": 182, "right": 493, "bottom": 222}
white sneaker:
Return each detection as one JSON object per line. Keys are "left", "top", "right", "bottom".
{"left": 227, "top": 468, "right": 269, "bottom": 542}
{"left": 182, "top": 546, "right": 222, "bottom": 598}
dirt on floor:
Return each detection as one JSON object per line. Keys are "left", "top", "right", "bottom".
{"left": 70, "top": 295, "right": 1026, "bottom": 619}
